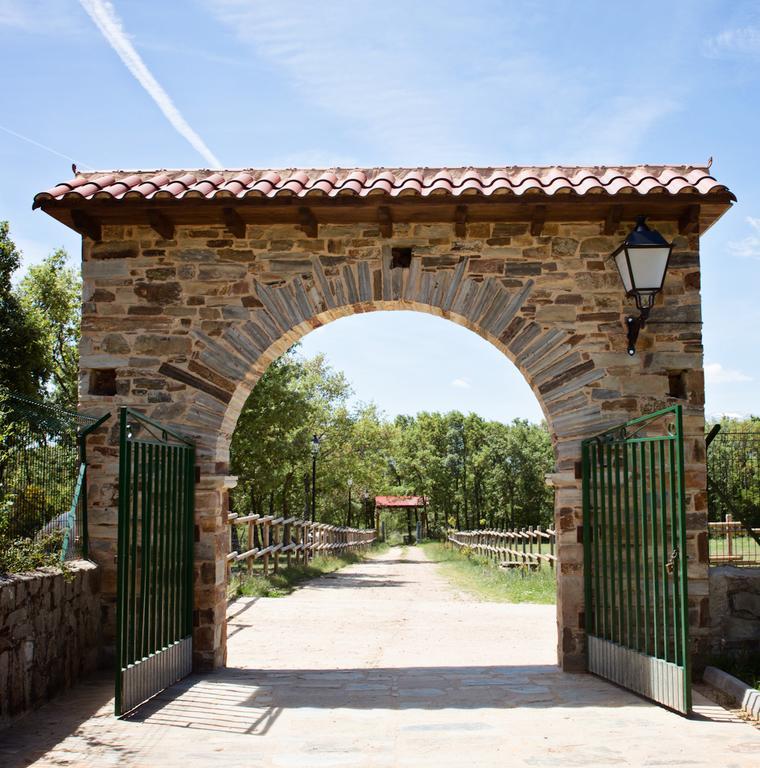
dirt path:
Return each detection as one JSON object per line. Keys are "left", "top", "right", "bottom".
{"left": 2, "top": 546, "right": 759, "bottom": 767}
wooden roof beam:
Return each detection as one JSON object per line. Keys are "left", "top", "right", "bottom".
{"left": 530, "top": 204, "right": 546, "bottom": 236}
{"left": 378, "top": 206, "right": 393, "bottom": 238}
{"left": 223, "top": 207, "right": 246, "bottom": 238}
{"left": 679, "top": 204, "right": 700, "bottom": 235}
{"left": 604, "top": 204, "right": 623, "bottom": 235}
{"left": 147, "top": 210, "right": 175, "bottom": 240}
{"left": 454, "top": 205, "right": 467, "bottom": 238}
{"left": 70, "top": 210, "right": 101, "bottom": 241}
{"left": 298, "top": 206, "right": 318, "bottom": 238}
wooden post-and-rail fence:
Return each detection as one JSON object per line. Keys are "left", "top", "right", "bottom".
{"left": 227, "top": 513, "right": 376, "bottom": 579}
{"left": 447, "top": 526, "right": 557, "bottom": 570}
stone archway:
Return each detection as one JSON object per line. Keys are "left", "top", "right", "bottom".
{"left": 33, "top": 165, "right": 734, "bottom": 672}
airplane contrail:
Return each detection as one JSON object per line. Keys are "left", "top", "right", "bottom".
{"left": 0, "top": 124, "right": 94, "bottom": 170}
{"left": 79, "top": 0, "right": 222, "bottom": 167}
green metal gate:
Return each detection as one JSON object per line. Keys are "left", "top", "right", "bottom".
{"left": 116, "top": 407, "right": 195, "bottom": 716}
{"left": 582, "top": 405, "right": 690, "bottom": 714}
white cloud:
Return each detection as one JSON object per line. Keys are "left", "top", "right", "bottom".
{"left": 205, "top": 1, "right": 673, "bottom": 165}
{"left": 704, "top": 26, "right": 760, "bottom": 59}
{"left": 205, "top": 1, "right": 472, "bottom": 162}
{"left": 78, "top": 0, "right": 222, "bottom": 167}
{"left": 567, "top": 96, "right": 679, "bottom": 165}
{"left": 704, "top": 362, "right": 752, "bottom": 385}
{"left": 728, "top": 216, "right": 760, "bottom": 259}
{"left": 451, "top": 378, "right": 471, "bottom": 389}
{"left": 0, "top": 0, "right": 81, "bottom": 33}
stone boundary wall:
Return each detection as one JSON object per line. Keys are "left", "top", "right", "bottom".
{"left": 709, "top": 565, "right": 760, "bottom": 655}
{"left": 0, "top": 561, "right": 102, "bottom": 727}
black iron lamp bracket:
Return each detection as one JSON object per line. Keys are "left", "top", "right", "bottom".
{"left": 626, "top": 307, "right": 650, "bottom": 356}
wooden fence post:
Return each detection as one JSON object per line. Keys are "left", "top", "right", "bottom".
{"left": 263, "top": 519, "right": 270, "bottom": 576}
{"left": 247, "top": 518, "right": 253, "bottom": 577}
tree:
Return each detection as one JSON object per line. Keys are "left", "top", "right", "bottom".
{"left": 17, "top": 249, "right": 81, "bottom": 408}
{"left": 706, "top": 416, "right": 760, "bottom": 530}
{"left": 0, "top": 222, "right": 48, "bottom": 397}
{"left": 229, "top": 347, "right": 556, "bottom": 537}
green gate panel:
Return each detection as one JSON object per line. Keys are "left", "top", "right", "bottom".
{"left": 115, "top": 407, "right": 195, "bottom": 717}
{"left": 582, "top": 405, "right": 690, "bottom": 714}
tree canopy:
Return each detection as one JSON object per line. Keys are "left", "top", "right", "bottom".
{"left": 0, "top": 223, "right": 79, "bottom": 408}
{"left": 230, "top": 348, "right": 555, "bottom": 532}
{"left": 0, "top": 222, "right": 49, "bottom": 398}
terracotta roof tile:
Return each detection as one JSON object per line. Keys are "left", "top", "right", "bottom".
{"left": 374, "top": 495, "right": 428, "bottom": 508}
{"left": 32, "top": 165, "right": 733, "bottom": 208}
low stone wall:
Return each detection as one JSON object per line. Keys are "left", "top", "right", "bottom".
{"left": 0, "top": 561, "right": 102, "bottom": 726}
{"left": 709, "top": 565, "right": 760, "bottom": 654}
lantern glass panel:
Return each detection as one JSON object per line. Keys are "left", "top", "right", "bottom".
{"left": 614, "top": 249, "right": 633, "bottom": 293}
{"left": 628, "top": 246, "right": 670, "bottom": 291}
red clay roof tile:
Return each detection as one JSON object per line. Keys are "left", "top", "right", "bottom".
{"left": 32, "top": 165, "right": 733, "bottom": 208}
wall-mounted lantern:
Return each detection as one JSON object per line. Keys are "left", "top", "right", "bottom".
{"left": 609, "top": 215, "right": 673, "bottom": 355}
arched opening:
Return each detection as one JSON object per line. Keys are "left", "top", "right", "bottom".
{"left": 213, "top": 301, "right": 597, "bottom": 671}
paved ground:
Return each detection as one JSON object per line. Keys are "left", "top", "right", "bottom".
{"left": 2, "top": 545, "right": 760, "bottom": 767}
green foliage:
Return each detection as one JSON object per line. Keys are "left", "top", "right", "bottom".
{"left": 391, "top": 412, "right": 554, "bottom": 535}
{"left": 0, "top": 223, "right": 79, "bottom": 405}
{"left": 706, "top": 416, "right": 760, "bottom": 529}
{"left": 228, "top": 544, "right": 389, "bottom": 599}
{"left": 230, "top": 349, "right": 555, "bottom": 531}
{"left": 17, "top": 250, "right": 81, "bottom": 409}
{"left": 0, "top": 222, "right": 49, "bottom": 397}
{"left": 0, "top": 495, "right": 67, "bottom": 575}
{"left": 230, "top": 349, "right": 395, "bottom": 526}
{"left": 420, "top": 541, "right": 556, "bottom": 604}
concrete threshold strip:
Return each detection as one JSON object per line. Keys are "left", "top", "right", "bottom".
{"left": 704, "top": 666, "right": 760, "bottom": 722}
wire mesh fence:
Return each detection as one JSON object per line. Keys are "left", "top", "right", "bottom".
{"left": 707, "top": 428, "right": 760, "bottom": 567}
{"left": 708, "top": 514, "right": 760, "bottom": 567}
{"left": 0, "top": 390, "right": 101, "bottom": 560}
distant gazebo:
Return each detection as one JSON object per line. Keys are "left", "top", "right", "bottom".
{"left": 374, "top": 495, "right": 429, "bottom": 540}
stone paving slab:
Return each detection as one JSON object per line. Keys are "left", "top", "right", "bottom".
{"left": 1, "top": 546, "right": 759, "bottom": 767}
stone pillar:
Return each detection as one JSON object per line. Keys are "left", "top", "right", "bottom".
{"left": 552, "top": 464, "right": 585, "bottom": 672}
{"left": 193, "top": 474, "right": 235, "bottom": 670}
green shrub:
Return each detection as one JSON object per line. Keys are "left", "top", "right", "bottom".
{"left": 0, "top": 496, "right": 66, "bottom": 575}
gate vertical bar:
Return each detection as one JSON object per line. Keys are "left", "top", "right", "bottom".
{"left": 582, "top": 442, "right": 593, "bottom": 639}
{"left": 115, "top": 407, "right": 129, "bottom": 715}
{"left": 675, "top": 406, "right": 691, "bottom": 712}
{"left": 591, "top": 443, "right": 601, "bottom": 637}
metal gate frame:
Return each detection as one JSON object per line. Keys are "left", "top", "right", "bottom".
{"left": 582, "top": 405, "right": 691, "bottom": 714}
{"left": 115, "top": 407, "right": 195, "bottom": 716}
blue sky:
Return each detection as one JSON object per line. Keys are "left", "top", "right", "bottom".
{"left": 1, "top": 0, "right": 758, "bottom": 422}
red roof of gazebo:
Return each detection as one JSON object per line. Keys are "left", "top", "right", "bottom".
{"left": 375, "top": 495, "right": 427, "bottom": 508}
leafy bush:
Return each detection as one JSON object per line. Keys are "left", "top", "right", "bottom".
{"left": 0, "top": 496, "right": 67, "bottom": 576}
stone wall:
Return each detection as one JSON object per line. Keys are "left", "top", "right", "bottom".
{"left": 709, "top": 566, "right": 760, "bottom": 655}
{"left": 76, "top": 219, "right": 709, "bottom": 672}
{"left": 0, "top": 562, "right": 101, "bottom": 726}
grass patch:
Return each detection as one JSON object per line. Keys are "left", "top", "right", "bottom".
{"left": 420, "top": 541, "right": 556, "bottom": 604}
{"left": 228, "top": 542, "right": 389, "bottom": 599}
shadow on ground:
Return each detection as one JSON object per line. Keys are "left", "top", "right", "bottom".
{"left": 0, "top": 673, "right": 132, "bottom": 767}
{"left": 126, "top": 663, "right": 649, "bottom": 737}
